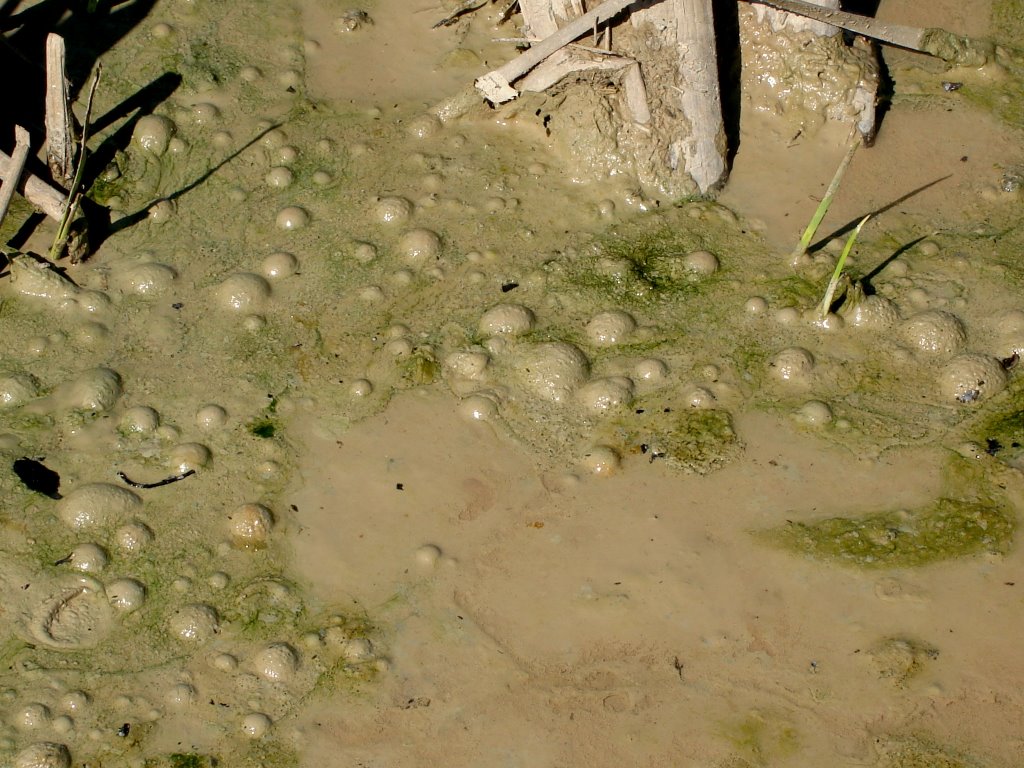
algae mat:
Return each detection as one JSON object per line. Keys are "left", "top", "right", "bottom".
{"left": 1, "top": 0, "right": 1024, "bottom": 765}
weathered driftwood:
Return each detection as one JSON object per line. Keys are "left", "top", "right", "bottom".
{"left": 463, "top": 0, "right": 876, "bottom": 196}
{"left": 512, "top": 0, "right": 650, "bottom": 124}
{"left": 0, "top": 126, "right": 32, "bottom": 225}
{"left": 520, "top": 46, "right": 652, "bottom": 124}
{"left": 45, "top": 33, "right": 75, "bottom": 187}
{"left": 475, "top": 0, "right": 647, "bottom": 103}
{"left": 675, "top": 0, "right": 726, "bottom": 191}
{"left": 632, "top": 0, "right": 727, "bottom": 192}
{"left": 749, "top": 0, "right": 839, "bottom": 37}
{"left": 748, "top": 0, "right": 993, "bottom": 66}
{"left": 0, "top": 147, "right": 68, "bottom": 221}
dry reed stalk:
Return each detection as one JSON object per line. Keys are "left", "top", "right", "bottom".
{"left": 0, "top": 126, "right": 32, "bottom": 226}
{"left": 45, "top": 33, "right": 75, "bottom": 186}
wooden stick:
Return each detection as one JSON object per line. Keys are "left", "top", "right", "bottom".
{"left": 0, "top": 126, "right": 32, "bottom": 225}
{"left": 432, "top": 0, "right": 488, "bottom": 29}
{"left": 668, "top": 0, "right": 727, "bottom": 193}
{"left": 45, "top": 33, "right": 75, "bottom": 187}
{"left": 0, "top": 148, "right": 67, "bottom": 221}
{"left": 475, "top": 0, "right": 658, "bottom": 103}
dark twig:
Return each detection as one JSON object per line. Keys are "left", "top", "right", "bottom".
{"left": 117, "top": 469, "right": 195, "bottom": 489}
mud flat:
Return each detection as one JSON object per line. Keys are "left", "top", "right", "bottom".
{"left": 1, "top": 0, "right": 1024, "bottom": 765}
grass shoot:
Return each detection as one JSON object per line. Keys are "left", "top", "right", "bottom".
{"left": 790, "top": 129, "right": 862, "bottom": 264}
{"left": 818, "top": 214, "right": 870, "bottom": 318}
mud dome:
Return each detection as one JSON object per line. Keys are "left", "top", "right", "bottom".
{"left": 1, "top": 0, "right": 1024, "bottom": 766}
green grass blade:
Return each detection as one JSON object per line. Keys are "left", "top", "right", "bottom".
{"left": 790, "top": 130, "right": 862, "bottom": 262}
{"left": 818, "top": 214, "right": 870, "bottom": 318}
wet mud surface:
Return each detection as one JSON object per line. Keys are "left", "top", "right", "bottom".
{"left": 1, "top": 0, "right": 1024, "bottom": 765}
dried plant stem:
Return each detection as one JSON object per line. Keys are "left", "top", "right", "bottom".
{"left": 0, "top": 126, "right": 31, "bottom": 226}
{"left": 50, "top": 64, "right": 101, "bottom": 262}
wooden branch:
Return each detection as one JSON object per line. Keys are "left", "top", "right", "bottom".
{"left": 475, "top": 0, "right": 658, "bottom": 103}
{"left": 669, "top": 0, "right": 727, "bottom": 193}
{"left": 45, "top": 33, "right": 75, "bottom": 187}
{"left": 0, "top": 147, "right": 68, "bottom": 221}
{"left": 0, "top": 127, "right": 32, "bottom": 225}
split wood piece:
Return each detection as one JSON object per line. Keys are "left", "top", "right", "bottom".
{"left": 520, "top": 0, "right": 583, "bottom": 38}
{"left": 45, "top": 33, "right": 75, "bottom": 187}
{"left": 747, "top": 0, "right": 839, "bottom": 37}
{"left": 0, "top": 147, "right": 69, "bottom": 222}
{"left": 632, "top": 0, "right": 727, "bottom": 193}
{"left": 519, "top": 47, "right": 651, "bottom": 124}
{"left": 491, "top": 0, "right": 651, "bottom": 123}
{"left": 475, "top": 0, "right": 656, "bottom": 103}
{"left": 671, "top": 0, "right": 727, "bottom": 193}
{"left": 0, "top": 127, "right": 32, "bottom": 225}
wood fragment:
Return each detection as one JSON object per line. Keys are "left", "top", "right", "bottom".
{"left": 620, "top": 60, "right": 650, "bottom": 124}
{"left": 668, "top": 0, "right": 728, "bottom": 193}
{"left": 0, "top": 147, "right": 67, "bottom": 221}
{"left": 496, "top": 0, "right": 519, "bottom": 24}
{"left": 475, "top": 0, "right": 656, "bottom": 103}
{"left": 0, "top": 126, "right": 32, "bottom": 226}
{"left": 433, "top": 0, "right": 488, "bottom": 28}
{"left": 45, "top": 33, "right": 75, "bottom": 187}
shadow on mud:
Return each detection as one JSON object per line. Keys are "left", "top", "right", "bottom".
{"left": 811, "top": 173, "right": 953, "bottom": 252}
{"left": 106, "top": 123, "right": 284, "bottom": 237}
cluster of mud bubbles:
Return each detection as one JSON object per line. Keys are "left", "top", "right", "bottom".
{"left": 2, "top": 0, "right": 1024, "bottom": 765}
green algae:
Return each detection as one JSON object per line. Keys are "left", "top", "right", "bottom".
{"left": 721, "top": 710, "right": 799, "bottom": 765}
{"left": 248, "top": 417, "right": 277, "bottom": 438}
{"left": 876, "top": 737, "right": 980, "bottom": 768}
{"left": 868, "top": 636, "right": 940, "bottom": 687}
{"left": 994, "top": 0, "right": 1024, "bottom": 47}
{"left": 971, "top": 378, "right": 1024, "bottom": 470}
{"left": 960, "top": 66, "right": 1024, "bottom": 129}
{"left": 603, "top": 400, "right": 742, "bottom": 474}
{"left": 759, "top": 496, "right": 1014, "bottom": 568}
{"left": 401, "top": 347, "right": 440, "bottom": 386}
{"left": 145, "top": 754, "right": 218, "bottom": 768}
{"left": 569, "top": 225, "right": 722, "bottom": 307}
{"left": 951, "top": 0, "right": 1024, "bottom": 130}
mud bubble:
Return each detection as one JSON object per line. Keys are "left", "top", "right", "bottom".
{"left": 57, "top": 483, "right": 141, "bottom": 531}
{"left": 900, "top": 310, "right": 968, "bottom": 357}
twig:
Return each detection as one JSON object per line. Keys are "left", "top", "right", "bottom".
{"left": 45, "top": 33, "right": 75, "bottom": 186}
{"left": 0, "top": 127, "right": 31, "bottom": 226}
{"left": 496, "top": 0, "right": 519, "bottom": 23}
{"left": 475, "top": 0, "right": 658, "bottom": 103}
{"left": 0, "top": 150, "right": 66, "bottom": 221}
{"left": 50, "top": 64, "right": 101, "bottom": 262}
{"left": 117, "top": 469, "right": 195, "bottom": 489}
{"left": 433, "top": 0, "right": 488, "bottom": 28}
{"left": 492, "top": 37, "right": 622, "bottom": 55}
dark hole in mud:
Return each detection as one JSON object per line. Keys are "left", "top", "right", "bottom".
{"left": 13, "top": 457, "right": 61, "bottom": 499}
